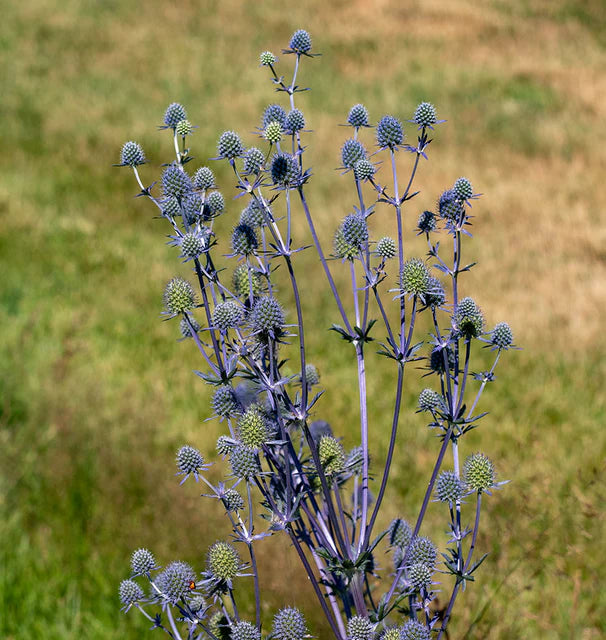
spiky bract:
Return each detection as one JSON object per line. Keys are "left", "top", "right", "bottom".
{"left": 163, "top": 278, "right": 196, "bottom": 315}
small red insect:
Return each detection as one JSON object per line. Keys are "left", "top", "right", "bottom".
{"left": 189, "top": 581, "right": 196, "bottom": 590}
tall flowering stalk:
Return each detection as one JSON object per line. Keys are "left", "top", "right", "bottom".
{"left": 116, "top": 30, "right": 515, "bottom": 640}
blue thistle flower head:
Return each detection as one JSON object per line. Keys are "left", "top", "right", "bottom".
{"left": 438, "top": 189, "right": 464, "bottom": 222}
{"left": 407, "top": 563, "right": 433, "bottom": 590}
{"left": 175, "top": 119, "right": 193, "bottom": 136}
{"left": 163, "top": 102, "right": 187, "bottom": 128}
{"left": 417, "top": 210, "right": 437, "bottom": 234}
{"left": 288, "top": 29, "right": 312, "bottom": 54}
{"left": 346, "top": 615, "right": 375, "bottom": 640}
{"left": 265, "top": 120, "right": 283, "bottom": 144}
{"left": 231, "top": 224, "right": 259, "bottom": 256}
{"left": 155, "top": 561, "right": 196, "bottom": 605}
{"left": 221, "top": 488, "right": 244, "bottom": 512}
{"left": 262, "top": 104, "right": 287, "bottom": 129}
{"left": 161, "top": 197, "right": 180, "bottom": 219}
{"left": 217, "top": 130, "right": 245, "bottom": 159}
{"left": 400, "top": 258, "right": 431, "bottom": 298}
{"left": 250, "top": 296, "right": 285, "bottom": 336}
{"left": 455, "top": 296, "right": 484, "bottom": 338}
{"left": 230, "top": 444, "right": 261, "bottom": 479}
{"left": 429, "top": 344, "right": 455, "bottom": 374}
{"left": 408, "top": 536, "right": 438, "bottom": 568}
{"left": 272, "top": 607, "right": 307, "bottom": 640}
{"left": 285, "top": 108, "right": 306, "bottom": 132}
{"left": 376, "top": 236, "right": 397, "bottom": 260}
{"left": 161, "top": 165, "right": 193, "bottom": 199}
{"left": 425, "top": 277, "right": 446, "bottom": 308}
{"left": 270, "top": 152, "right": 300, "bottom": 187}
{"left": 400, "top": 619, "right": 431, "bottom": 640}
{"left": 170, "top": 229, "right": 207, "bottom": 261}
{"left": 413, "top": 102, "right": 438, "bottom": 128}
{"left": 131, "top": 548, "right": 158, "bottom": 576}
{"left": 193, "top": 166, "right": 215, "bottom": 190}
{"left": 233, "top": 264, "right": 264, "bottom": 298}
{"left": 453, "top": 176, "right": 473, "bottom": 201}
{"left": 377, "top": 115, "right": 404, "bottom": 149}
{"left": 353, "top": 158, "right": 376, "bottom": 181}
{"left": 341, "top": 138, "right": 367, "bottom": 169}
{"left": 341, "top": 214, "right": 368, "bottom": 248}
{"left": 181, "top": 192, "right": 203, "bottom": 223}
{"left": 380, "top": 628, "right": 402, "bottom": 640}
{"left": 418, "top": 388, "right": 443, "bottom": 412}
{"left": 240, "top": 201, "right": 267, "bottom": 228}
{"left": 119, "top": 579, "right": 144, "bottom": 612}
{"left": 237, "top": 404, "right": 271, "bottom": 450}
{"left": 260, "top": 51, "right": 277, "bottom": 66}
{"left": 232, "top": 621, "right": 261, "bottom": 640}
{"left": 389, "top": 518, "right": 412, "bottom": 548}
{"left": 179, "top": 315, "right": 200, "bottom": 338}
{"left": 212, "top": 300, "right": 244, "bottom": 332}
{"left": 207, "top": 541, "right": 241, "bottom": 583}
{"left": 347, "top": 103, "right": 369, "bottom": 128}
{"left": 243, "top": 147, "right": 265, "bottom": 175}
{"left": 163, "top": 278, "right": 196, "bottom": 316}
{"left": 318, "top": 435, "right": 346, "bottom": 476}
{"left": 490, "top": 322, "right": 514, "bottom": 350}
{"left": 212, "top": 385, "right": 240, "bottom": 418}
{"left": 203, "top": 190, "right": 225, "bottom": 219}
{"left": 175, "top": 445, "right": 208, "bottom": 483}
{"left": 464, "top": 452, "right": 496, "bottom": 492}
{"left": 216, "top": 434, "right": 236, "bottom": 457}
{"left": 436, "top": 470, "right": 466, "bottom": 503}
{"left": 120, "top": 141, "right": 146, "bottom": 167}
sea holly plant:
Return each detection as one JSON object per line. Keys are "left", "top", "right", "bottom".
{"left": 116, "top": 29, "right": 515, "bottom": 640}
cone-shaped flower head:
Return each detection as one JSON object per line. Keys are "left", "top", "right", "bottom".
{"left": 119, "top": 579, "right": 144, "bottom": 611}
{"left": 217, "top": 130, "right": 244, "bottom": 159}
{"left": 231, "top": 224, "right": 259, "bottom": 256}
{"left": 413, "top": 102, "right": 437, "bottom": 128}
{"left": 176, "top": 445, "right": 205, "bottom": 480}
{"left": 233, "top": 264, "right": 264, "bottom": 297}
{"left": 455, "top": 296, "right": 484, "bottom": 338}
{"left": 265, "top": 120, "right": 283, "bottom": 144}
{"left": 286, "top": 109, "right": 306, "bottom": 132}
{"left": 212, "top": 385, "right": 239, "bottom": 418}
{"left": 417, "top": 210, "right": 437, "bottom": 234}
{"left": 260, "top": 51, "right": 276, "bottom": 66}
{"left": 163, "top": 278, "right": 196, "bottom": 315}
{"left": 353, "top": 158, "right": 376, "bottom": 181}
{"left": 176, "top": 119, "right": 193, "bottom": 136}
{"left": 131, "top": 548, "right": 157, "bottom": 576}
{"left": 347, "top": 615, "right": 374, "bottom": 640}
{"left": 244, "top": 147, "right": 265, "bottom": 175}
{"left": 240, "top": 201, "right": 267, "bottom": 228}
{"left": 250, "top": 296, "right": 285, "bottom": 336}
{"left": 425, "top": 277, "right": 446, "bottom": 308}
{"left": 408, "top": 537, "right": 437, "bottom": 569}
{"left": 438, "top": 189, "right": 464, "bottom": 221}
{"left": 347, "top": 103, "right": 369, "bottom": 128}
{"left": 262, "top": 104, "right": 287, "bottom": 129}
{"left": 230, "top": 444, "right": 261, "bottom": 479}
{"left": 380, "top": 628, "right": 402, "bottom": 640}
{"left": 162, "top": 165, "right": 193, "bottom": 199}
{"left": 232, "top": 621, "right": 261, "bottom": 640}
{"left": 155, "top": 561, "right": 196, "bottom": 605}
{"left": 464, "top": 452, "right": 496, "bottom": 492}
{"left": 222, "top": 488, "right": 244, "bottom": 512}
{"left": 400, "top": 258, "right": 431, "bottom": 297}
{"left": 207, "top": 542, "right": 240, "bottom": 582}
{"left": 289, "top": 29, "right": 312, "bottom": 54}
{"left": 318, "top": 435, "right": 346, "bottom": 476}
{"left": 418, "top": 388, "right": 443, "bottom": 412}
{"left": 341, "top": 138, "right": 366, "bottom": 169}
{"left": 389, "top": 518, "right": 412, "bottom": 549}
{"left": 180, "top": 315, "right": 200, "bottom": 338}
{"left": 164, "top": 102, "right": 187, "bottom": 128}
{"left": 407, "top": 563, "right": 432, "bottom": 590}
{"left": 270, "top": 152, "right": 300, "bottom": 187}
{"left": 237, "top": 404, "right": 271, "bottom": 450}
{"left": 120, "top": 141, "right": 146, "bottom": 166}
{"left": 193, "top": 166, "right": 215, "bottom": 190}
{"left": 377, "top": 115, "right": 403, "bottom": 148}
{"left": 213, "top": 301, "right": 244, "bottom": 332}
{"left": 300, "top": 363, "right": 320, "bottom": 386}
{"left": 272, "top": 607, "right": 307, "bottom": 640}
{"left": 454, "top": 176, "right": 473, "bottom": 201}
{"left": 436, "top": 470, "right": 466, "bottom": 503}
{"left": 401, "top": 619, "right": 430, "bottom": 640}
{"left": 376, "top": 236, "right": 396, "bottom": 260}
{"left": 491, "top": 322, "right": 514, "bottom": 349}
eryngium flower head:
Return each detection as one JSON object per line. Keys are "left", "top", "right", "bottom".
{"left": 341, "top": 214, "right": 368, "bottom": 247}
{"left": 347, "top": 615, "right": 374, "bottom": 640}
{"left": 380, "top": 628, "right": 402, "bottom": 640}
{"left": 347, "top": 103, "right": 369, "bottom": 128}
{"left": 417, "top": 210, "right": 437, "bottom": 234}
{"left": 119, "top": 579, "right": 144, "bottom": 611}
{"left": 260, "top": 51, "right": 276, "bottom": 66}
{"left": 216, "top": 434, "right": 236, "bottom": 457}
{"left": 222, "top": 488, "right": 244, "bottom": 512}
{"left": 232, "top": 621, "right": 261, "bottom": 640}
{"left": 289, "top": 29, "right": 312, "bottom": 54}
{"left": 213, "top": 301, "right": 244, "bottom": 332}
{"left": 240, "top": 201, "right": 266, "bottom": 228}
{"left": 178, "top": 231, "right": 206, "bottom": 260}
{"left": 318, "top": 435, "right": 346, "bottom": 476}
{"left": 230, "top": 444, "right": 261, "bottom": 478}
{"left": 233, "top": 264, "right": 264, "bottom": 297}
{"left": 376, "top": 236, "right": 396, "bottom": 260}
{"left": 265, "top": 120, "right": 283, "bottom": 144}
{"left": 491, "top": 322, "right": 514, "bottom": 349}
{"left": 250, "top": 296, "right": 285, "bottom": 335}
{"left": 300, "top": 363, "right": 320, "bottom": 386}
{"left": 131, "top": 548, "right": 157, "bottom": 576}
{"left": 204, "top": 190, "right": 225, "bottom": 218}
{"left": 407, "top": 563, "right": 432, "bottom": 590}
{"left": 413, "top": 102, "right": 437, "bottom": 128}
{"left": 425, "top": 277, "right": 446, "bottom": 308}
{"left": 217, "top": 130, "right": 244, "bottom": 159}
{"left": 120, "top": 141, "right": 145, "bottom": 166}
{"left": 454, "top": 176, "right": 473, "bottom": 201}
{"left": 270, "top": 152, "right": 300, "bottom": 187}
{"left": 212, "top": 386, "right": 240, "bottom": 418}
{"left": 193, "top": 166, "right": 215, "bottom": 190}
{"left": 244, "top": 147, "right": 265, "bottom": 175}
{"left": 438, "top": 189, "right": 464, "bottom": 221}
{"left": 176, "top": 119, "right": 193, "bottom": 136}
{"left": 436, "top": 470, "right": 466, "bottom": 503}
{"left": 341, "top": 138, "right": 366, "bottom": 169}
{"left": 408, "top": 537, "right": 437, "bottom": 568}
{"left": 429, "top": 345, "right": 455, "bottom": 374}
{"left": 163, "top": 278, "right": 196, "bottom": 315}
{"left": 455, "top": 296, "right": 484, "bottom": 338}
{"left": 180, "top": 315, "right": 200, "bottom": 338}
{"left": 272, "top": 607, "right": 307, "bottom": 640}
{"left": 207, "top": 542, "right": 240, "bottom": 581}
{"left": 389, "top": 518, "right": 412, "bottom": 548}
{"left": 181, "top": 192, "right": 203, "bottom": 222}
{"left": 262, "top": 104, "right": 287, "bottom": 129}
{"left": 334, "top": 227, "right": 359, "bottom": 261}
{"left": 209, "top": 612, "right": 227, "bottom": 638}
{"left": 377, "top": 115, "right": 404, "bottom": 148}
{"left": 237, "top": 405, "right": 270, "bottom": 449}
{"left": 176, "top": 445, "right": 206, "bottom": 481}
{"left": 400, "top": 258, "right": 431, "bottom": 297}
{"left": 400, "top": 619, "right": 430, "bottom": 640}
{"left": 161, "top": 196, "right": 180, "bottom": 218}
{"left": 231, "top": 224, "right": 259, "bottom": 256}
{"left": 464, "top": 452, "right": 496, "bottom": 492}
{"left": 162, "top": 165, "right": 193, "bottom": 199}
{"left": 353, "top": 158, "right": 376, "bottom": 181}
{"left": 418, "top": 388, "right": 443, "bottom": 412}
{"left": 285, "top": 109, "right": 305, "bottom": 132}
{"left": 164, "top": 102, "right": 187, "bottom": 128}
{"left": 155, "top": 561, "right": 196, "bottom": 605}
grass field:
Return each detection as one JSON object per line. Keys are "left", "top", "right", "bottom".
{"left": 1, "top": 1, "right": 605, "bottom": 638}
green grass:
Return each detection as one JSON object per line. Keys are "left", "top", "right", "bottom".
{"left": 1, "top": 1, "right": 605, "bottom": 638}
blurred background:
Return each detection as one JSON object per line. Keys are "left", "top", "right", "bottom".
{"left": 1, "top": 1, "right": 605, "bottom": 638}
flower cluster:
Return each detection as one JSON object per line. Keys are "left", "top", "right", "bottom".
{"left": 117, "top": 28, "right": 514, "bottom": 640}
